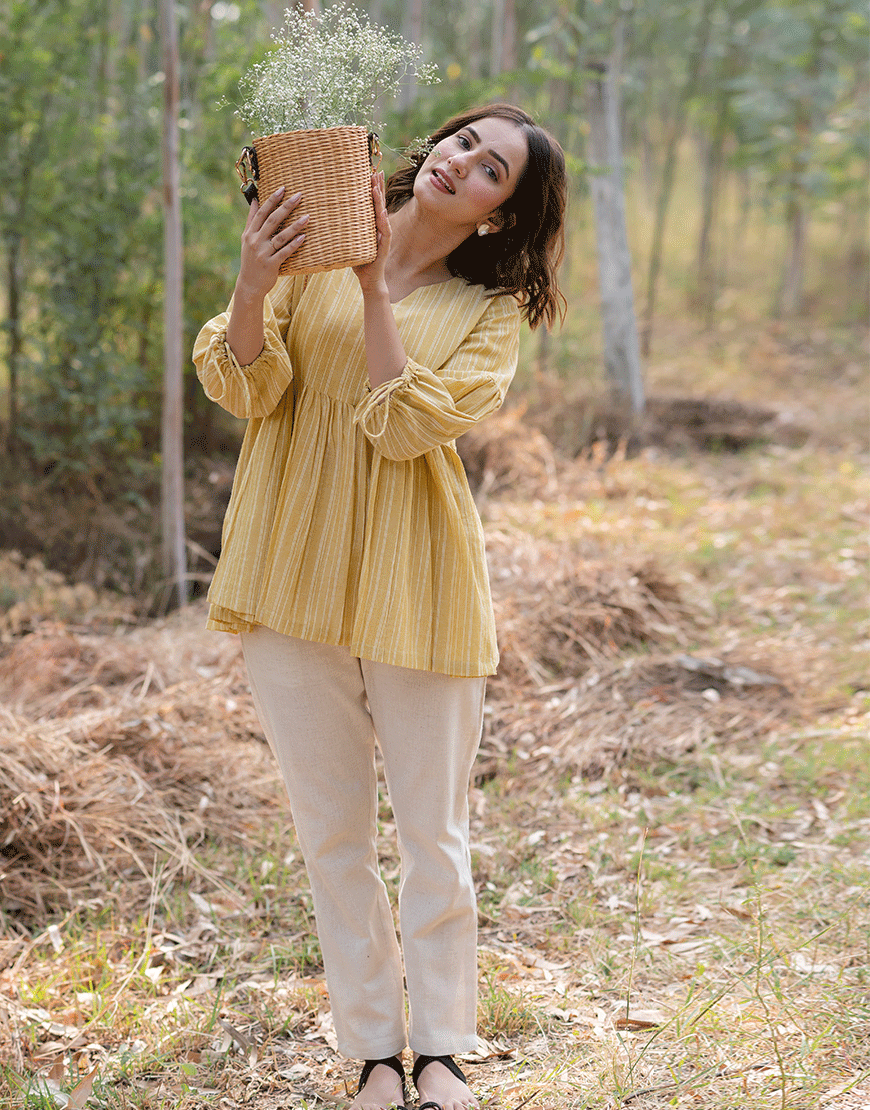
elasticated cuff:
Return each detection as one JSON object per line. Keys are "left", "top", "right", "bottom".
{"left": 352, "top": 361, "right": 418, "bottom": 435}
{"left": 200, "top": 327, "right": 293, "bottom": 415}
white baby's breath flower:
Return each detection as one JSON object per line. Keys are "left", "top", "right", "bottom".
{"left": 234, "top": 4, "right": 439, "bottom": 136}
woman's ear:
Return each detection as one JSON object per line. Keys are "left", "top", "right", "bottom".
{"left": 482, "top": 210, "right": 516, "bottom": 235}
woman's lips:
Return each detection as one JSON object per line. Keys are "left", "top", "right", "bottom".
{"left": 431, "top": 169, "right": 455, "bottom": 194}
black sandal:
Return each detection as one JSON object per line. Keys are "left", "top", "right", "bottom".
{"left": 356, "top": 1055, "right": 408, "bottom": 1109}
{"left": 412, "top": 1054, "right": 471, "bottom": 1110}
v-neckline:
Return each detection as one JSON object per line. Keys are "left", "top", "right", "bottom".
{"left": 389, "top": 274, "right": 462, "bottom": 306}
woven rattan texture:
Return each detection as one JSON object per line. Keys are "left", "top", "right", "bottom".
{"left": 253, "top": 126, "right": 377, "bottom": 275}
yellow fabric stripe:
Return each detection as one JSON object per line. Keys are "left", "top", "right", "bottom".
{"left": 192, "top": 270, "right": 520, "bottom": 677}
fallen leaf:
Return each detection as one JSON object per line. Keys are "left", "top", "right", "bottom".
{"left": 189, "top": 891, "right": 215, "bottom": 917}
{"left": 210, "top": 1028, "right": 233, "bottom": 1056}
{"left": 614, "top": 1016, "right": 660, "bottom": 1031}
{"left": 549, "top": 1007, "right": 592, "bottom": 1025}
{"left": 68, "top": 1065, "right": 99, "bottom": 1109}
{"left": 669, "top": 938, "right": 712, "bottom": 954}
{"left": 819, "top": 1078, "right": 870, "bottom": 1104}
{"left": 306, "top": 1010, "right": 338, "bottom": 1051}
{"left": 280, "top": 1063, "right": 312, "bottom": 1080}
{"left": 792, "top": 951, "right": 839, "bottom": 978}
{"left": 640, "top": 923, "right": 699, "bottom": 945}
{"left": 612, "top": 1005, "right": 667, "bottom": 1031}
{"left": 217, "top": 1018, "right": 252, "bottom": 1051}
{"left": 27, "top": 1075, "right": 68, "bottom": 1109}
{"left": 811, "top": 799, "right": 831, "bottom": 822}
{"left": 464, "top": 1036, "right": 514, "bottom": 1060}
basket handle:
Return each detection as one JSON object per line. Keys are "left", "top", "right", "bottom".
{"left": 368, "top": 133, "right": 381, "bottom": 171}
{"left": 235, "top": 145, "right": 259, "bottom": 205}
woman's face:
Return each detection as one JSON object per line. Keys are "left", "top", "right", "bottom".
{"left": 415, "top": 116, "right": 529, "bottom": 231}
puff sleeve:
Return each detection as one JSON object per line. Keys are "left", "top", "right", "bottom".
{"left": 352, "top": 292, "right": 520, "bottom": 461}
{"left": 192, "top": 275, "right": 306, "bottom": 419}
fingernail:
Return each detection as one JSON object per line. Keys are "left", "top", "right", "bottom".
{"left": 289, "top": 191, "right": 302, "bottom": 202}
{"left": 274, "top": 186, "right": 285, "bottom": 197}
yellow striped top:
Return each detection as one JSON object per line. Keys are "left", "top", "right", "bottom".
{"left": 192, "top": 267, "right": 520, "bottom": 677}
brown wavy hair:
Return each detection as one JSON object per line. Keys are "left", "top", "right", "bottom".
{"left": 384, "top": 103, "right": 567, "bottom": 330}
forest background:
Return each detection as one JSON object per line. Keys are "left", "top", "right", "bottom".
{"left": 1, "top": 0, "right": 866, "bottom": 593}
{"left": 0, "top": 0, "right": 868, "bottom": 1108}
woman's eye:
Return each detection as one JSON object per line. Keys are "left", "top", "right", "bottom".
{"left": 484, "top": 165, "right": 497, "bottom": 180}
{"left": 457, "top": 134, "right": 470, "bottom": 149}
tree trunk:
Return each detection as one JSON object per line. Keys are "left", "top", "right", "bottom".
{"left": 468, "top": 4, "right": 484, "bottom": 80}
{"left": 776, "top": 7, "right": 828, "bottom": 316}
{"left": 501, "top": 0, "right": 517, "bottom": 72}
{"left": 4, "top": 230, "right": 23, "bottom": 456}
{"left": 160, "top": 0, "right": 188, "bottom": 609}
{"left": 489, "top": 0, "right": 505, "bottom": 77}
{"left": 498, "top": 0, "right": 518, "bottom": 96}
{"left": 640, "top": 0, "right": 717, "bottom": 357}
{"left": 398, "top": 0, "right": 424, "bottom": 109}
{"left": 695, "top": 4, "right": 757, "bottom": 323}
{"left": 779, "top": 184, "right": 808, "bottom": 316}
{"left": 3, "top": 87, "right": 47, "bottom": 457}
{"left": 695, "top": 119, "right": 727, "bottom": 323}
{"left": 537, "top": 324, "right": 551, "bottom": 378}
{"left": 264, "top": 1, "right": 283, "bottom": 30}
{"left": 585, "top": 23, "right": 645, "bottom": 417}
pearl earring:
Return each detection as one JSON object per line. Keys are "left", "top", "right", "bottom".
{"left": 477, "top": 224, "right": 490, "bottom": 236}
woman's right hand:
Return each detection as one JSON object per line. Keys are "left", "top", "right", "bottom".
{"left": 237, "top": 186, "right": 309, "bottom": 300}
{"left": 227, "top": 187, "right": 307, "bottom": 366}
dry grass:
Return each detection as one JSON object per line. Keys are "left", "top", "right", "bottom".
{"left": 0, "top": 616, "right": 275, "bottom": 924}
{"left": 0, "top": 312, "right": 868, "bottom": 1108}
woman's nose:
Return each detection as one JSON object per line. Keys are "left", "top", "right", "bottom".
{"left": 448, "top": 154, "right": 467, "bottom": 177}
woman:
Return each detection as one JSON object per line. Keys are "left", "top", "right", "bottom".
{"left": 193, "top": 103, "right": 566, "bottom": 1110}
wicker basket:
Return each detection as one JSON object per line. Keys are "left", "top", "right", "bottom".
{"left": 237, "top": 126, "right": 378, "bottom": 276}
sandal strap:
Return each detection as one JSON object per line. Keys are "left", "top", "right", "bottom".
{"left": 412, "top": 1053, "right": 468, "bottom": 1090}
{"left": 357, "top": 1054, "right": 408, "bottom": 1105}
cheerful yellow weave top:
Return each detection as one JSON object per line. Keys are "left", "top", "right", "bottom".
{"left": 192, "top": 267, "right": 520, "bottom": 677}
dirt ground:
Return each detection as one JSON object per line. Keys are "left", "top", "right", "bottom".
{"left": 0, "top": 317, "right": 868, "bottom": 1109}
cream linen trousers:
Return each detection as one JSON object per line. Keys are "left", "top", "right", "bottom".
{"left": 240, "top": 626, "right": 485, "bottom": 1060}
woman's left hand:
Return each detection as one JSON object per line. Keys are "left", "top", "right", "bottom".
{"left": 352, "top": 171, "right": 407, "bottom": 387}
{"left": 353, "top": 172, "right": 391, "bottom": 295}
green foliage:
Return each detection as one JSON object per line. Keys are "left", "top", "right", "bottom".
{"left": 1, "top": 0, "right": 163, "bottom": 479}
{"left": 0, "top": 0, "right": 866, "bottom": 493}
{"left": 729, "top": 1, "right": 870, "bottom": 198}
